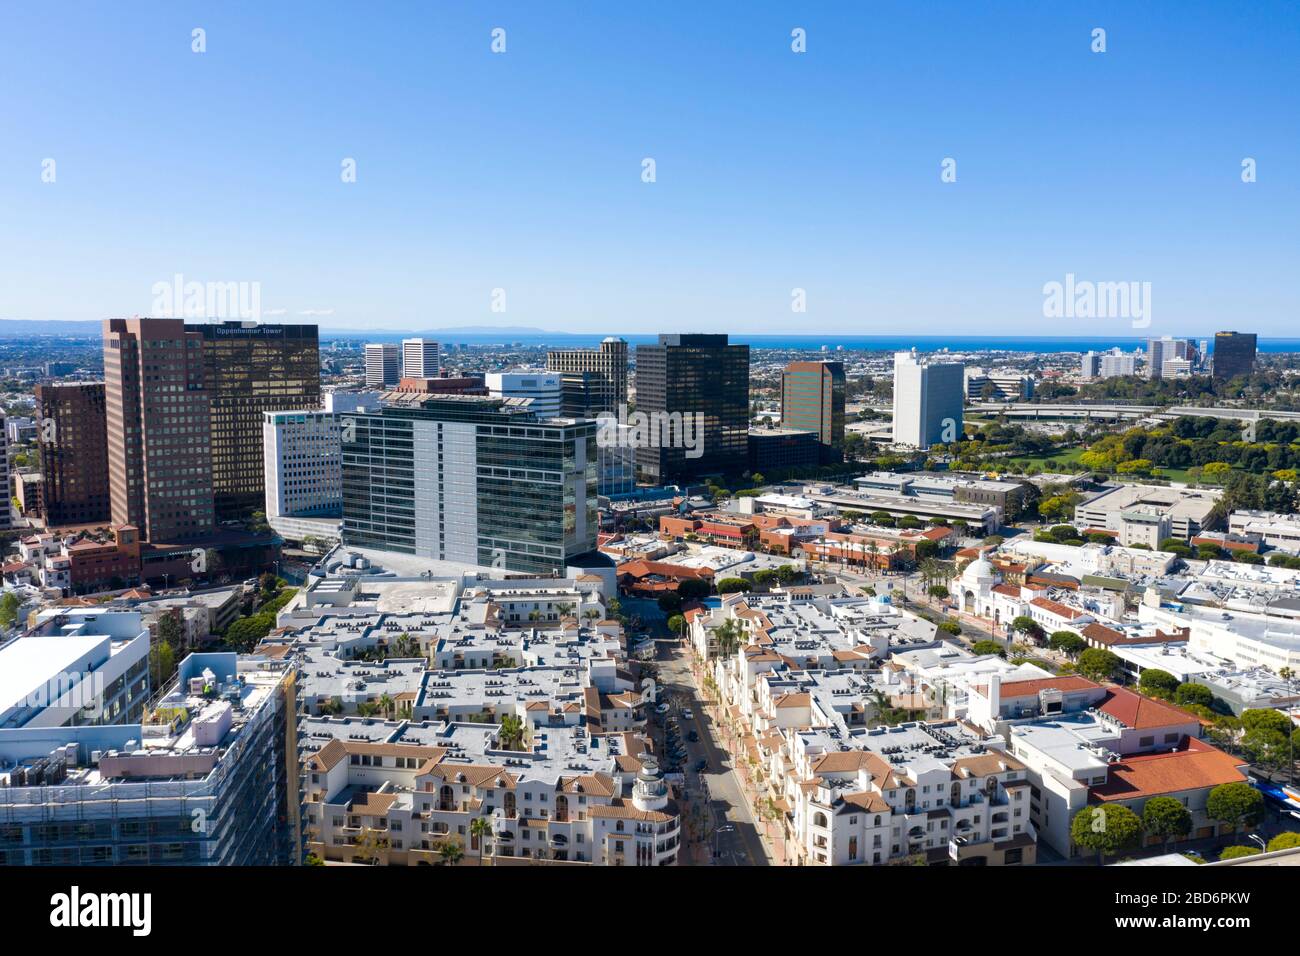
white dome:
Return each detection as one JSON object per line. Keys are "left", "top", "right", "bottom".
{"left": 962, "top": 556, "right": 995, "bottom": 584}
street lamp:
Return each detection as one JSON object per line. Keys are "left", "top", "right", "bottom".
{"left": 1247, "top": 833, "right": 1267, "bottom": 853}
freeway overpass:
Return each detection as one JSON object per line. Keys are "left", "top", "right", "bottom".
{"left": 964, "top": 402, "right": 1300, "bottom": 425}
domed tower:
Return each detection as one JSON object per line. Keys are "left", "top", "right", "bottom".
{"left": 632, "top": 758, "right": 669, "bottom": 813}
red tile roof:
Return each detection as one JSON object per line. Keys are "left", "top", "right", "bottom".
{"left": 1091, "top": 738, "right": 1248, "bottom": 802}
{"left": 975, "top": 676, "right": 1100, "bottom": 699}
{"left": 1029, "top": 597, "right": 1085, "bottom": 619}
{"left": 1097, "top": 687, "right": 1198, "bottom": 730}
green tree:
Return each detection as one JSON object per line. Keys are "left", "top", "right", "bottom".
{"left": 666, "top": 614, "right": 686, "bottom": 637}
{"left": 1142, "top": 796, "right": 1192, "bottom": 850}
{"left": 1206, "top": 781, "right": 1264, "bottom": 833}
{"left": 1266, "top": 832, "right": 1300, "bottom": 853}
{"left": 1078, "top": 648, "right": 1122, "bottom": 682}
{"left": 150, "top": 639, "right": 176, "bottom": 689}
{"left": 469, "top": 816, "right": 493, "bottom": 865}
{"left": 498, "top": 713, "right": 526, "bottom": 751}
{"left": 676, "top": 578, "right": 712, "bottom": 602}
{"left": 1048, "top": 631, "right": 1087, "bottom": 657}
{"left": 716, "top": 577, "right": 752, "bottom": 594}
{"left": 657, "top": 592, "right": 683, "bottom": 615}
{"left": 712, "top": 619, "right": 743, "bottom": 659}
{"left": 1240, "top": 708, "right": 1293, "bottom": 736}
{"left": 1138, "top": 669, "right": 1180, "bottom": 700}
{"left": 437, "top": 839, "right": 464, "bottom": 866}
{"left": 1009, "top": 615, "right": 1044, "bottom": 643}
{"left": 0, "top": 591, "right": 21, "bottom": 630}
{"left": 1218, "top": 845, "right": 1260, "bottom": 861}
{"left": 1070, "top": 805, "right": 1142, "bottom": 863}
{"left": 1174, "top": 683, "right": 1214, "bottom": 709}
{"left": 970, "top": 640, "right": 1005, "bottom": 657}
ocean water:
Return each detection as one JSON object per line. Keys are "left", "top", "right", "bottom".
{"left": 361, "top": 332, "right": 1300, "bottom": 354}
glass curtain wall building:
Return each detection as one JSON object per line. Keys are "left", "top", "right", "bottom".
{"left": 341, "top": 393, "right": 597, "bottom": 574}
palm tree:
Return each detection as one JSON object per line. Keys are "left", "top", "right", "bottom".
{"left": 469, "top": 817, "right": 493, "bottom": 866}
{"left": 498, "top": 713, "right": 526, "bottom": 751}
{"left": 377, "top": 693, "right": 395, "bottom": 718}
{"left": 713, "top": 619, "right": 742, "bottom": 659}
{"left": 437, "top": 839, "right": 464, "bottom": 866}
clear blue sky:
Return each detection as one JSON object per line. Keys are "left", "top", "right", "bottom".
{"left": 1, "top": 1, "right": 1296, "bottom": 337}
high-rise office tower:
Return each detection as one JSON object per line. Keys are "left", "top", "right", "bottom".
{"left": 1145, "top": 336, "right": 1193, "bottom": 380}
{"left": 401, "top": 338, "right": 441, "bottom": 379}
{"left": 34, "top": 382, "right": 111, "bottom": 526}
{"left": 633, "top": 334, "right": 749, "bottom": 484}
{"left": 1080, "top": 351, "right": 1101, "bottom": 380}
{"left": 1099, "top": 349, "right": 1139, "bottom": 378}
{"left": 263, "top": 410, "right": 342, "bottom": 522}
{"left": 1213, "top": 331, "right": 1257, "bottom": 381}
{"left": 364, "top": 343, "right": 400, "bottom": 387}
{"left": 0, "top": 417, "right": 9, "bottom": 535}
{"left": 547, "top": 336, "right": 629, "bottom": 417}
{"left": 891, "top": 349, "right": 964, "bottom": 449}
{"left": 103, "top": 318, "right": 215, "bottom": 543}
{"left": 781, "top": 360, "right": 846, "bottom": 448}
{"left": 198, "top": 322, "right": 320, "bottom": 519}
{"left": 340, "top": 392, "right": 597, "bottom": 574}
{"left": 485, "top": 370, "right": 563, "bottom": 419}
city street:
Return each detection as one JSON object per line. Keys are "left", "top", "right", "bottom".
{"left": 655, "top": 641, "right": 774, "bottom": 866}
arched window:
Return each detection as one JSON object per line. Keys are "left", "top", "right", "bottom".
{"left": 904, "top": 789, "right": 916, "bottom": 812}
{"left": 950, "top": 782, "right": 962, "bottom": 807}
{"left": 813, "top": 812, "right": 829, "bottom": 829}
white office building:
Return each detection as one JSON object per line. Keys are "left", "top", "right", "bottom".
{"left": 263, "top": 410, "right": 344, "bottom": 546}
{"left": 891, "top": 350, "right": 964, "bottom": 449}
{"left": 364, "top": 343, "right": 400, "bottom": 388}
{"left": 0, "top": 609, "right": 151, "bottom": 729}
{"left": 401, "top": 338, "right": 441, "bottom": 379}
{"left": 485, "top": 369, "right": 563, "bottom": 420}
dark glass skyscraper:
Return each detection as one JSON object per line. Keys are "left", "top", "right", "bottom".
{"left": 781, "top": 360, "right": 846, "bottom": 449}
{"left": 35, "top": 382, "right": 111, "bottom": 526}
{"left": 1213, "top": 331, "right": 1257, "bottom": 381}
{"left": 633, "top": 334, "right": 749, "bottom": 484}
{"left": 103, "top": 318, "right": 215, "bottom": 543}
{"left": 198, "top": 322, "right": 320, "bottom": 519}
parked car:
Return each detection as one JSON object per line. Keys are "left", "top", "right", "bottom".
{"left": 687, "top": 730, "right": 700, "bottom": 742}
{"left": 682, "top": 709, "right": 694, "bottom": 721}
{"left": 694, "top": 759, "right": 708, "bottom": 772}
